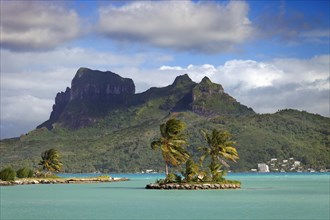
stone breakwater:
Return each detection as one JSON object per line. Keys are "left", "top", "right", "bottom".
{"left": 0, "top": 177, "right": 129, "bottom": 186}
{"left": 145, "top": 183, "right": 241, "bottom": 190}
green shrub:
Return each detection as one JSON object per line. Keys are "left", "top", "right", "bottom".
{"left": 165, "top": 173, "right": 182, "bottom": 183}
{"left": 0, "top": 167, "right": 16, "bottom": 181}
{"left": 156, "top": 179, "right": 165, "bottom": 185}
{"left": 34, "top": 170, "right": 59, "bottom": 178}
{"left": 183, "top": 159, "right": 199, "bottom": 182}
{"left": 165, "top": 173, "right": 176, "bottom": 183}
{"left": 16, "top": 167, "right": 34, "bottom": 178}
{"left": 28, "top": 169, "right": 34, "bottom": 178}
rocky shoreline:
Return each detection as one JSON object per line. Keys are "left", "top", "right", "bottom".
{"left": 0, "top": 177, "right": 129, "bottom": 186}
{"left": 145, "top": 182, "right": 241, "bottom": 190}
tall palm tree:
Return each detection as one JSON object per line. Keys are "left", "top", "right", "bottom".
{"left": 39, "top": 148, "right": 63, "bottom": 173}
{"left": 151, "top": 118, "right": 190, "bottom": 176}
{"left": 199, "top": 129, "right": 239, "bottom": 181}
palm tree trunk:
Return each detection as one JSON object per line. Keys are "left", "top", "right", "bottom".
{"left": 165, "top": 162, "right": 169, "bottom": 176}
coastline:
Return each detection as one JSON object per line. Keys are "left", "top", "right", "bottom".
{"left": 0, "top": 177, "right": 129, "bottom": 186}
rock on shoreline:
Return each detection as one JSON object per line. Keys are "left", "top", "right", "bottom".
{"left": 0, "top": 177, "right": 129, "bottom": 186}
{"left": 145, "top": 183, "right": 241, "bottom": 190}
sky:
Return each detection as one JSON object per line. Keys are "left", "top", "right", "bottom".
{"left": 0, "top": 0, "right": 329, "bottom": 139}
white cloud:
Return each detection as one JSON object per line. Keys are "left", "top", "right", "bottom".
{"left": 98, "top": 1, "right": 253, "bottom": 53}
{"left": 160, "top": 66, "right": 184, "bottom": 71}
{"left": 0, "top": 95, "right": 54, "bottom": 138}
{"left": 272, "top": 55, "right": 330, "bottom": 89}
{"left": 0, "top": 1, "right": 80, "bottom": 51}
{"left": 1, "top": 48, "right": 146, "bottom": 73}
{"left": 1, "top": 95, "right": 53, "bottom": 123}
{"left": 218, "top": 60, "right": 283, "bottom": 89}
{"left": 1, "top": 65, "right": 78, "bottom": 138}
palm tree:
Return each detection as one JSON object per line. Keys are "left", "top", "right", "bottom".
{"left": 151, "top": 118, "right": 190, "bottom": 176}
{"left": 199, "top": 129, "right": 239, "bottom": 181}
{"left": 39, "top": 149, "right": 63, "bottom": 173}
{"left": 183, "top": 159, "right": 200, "bottom": 182}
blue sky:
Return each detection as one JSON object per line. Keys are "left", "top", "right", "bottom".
{"left": 0, "top": 0, "right": 329, "bottom": 138}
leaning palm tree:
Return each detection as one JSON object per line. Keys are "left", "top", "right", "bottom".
{"left": 199, "top": 129, "right": 239, "bottom": 181}
{"left": 39, "top": 148, "right": 63, "bottom": 173}
{"left": 151, "top": 118, "right": 190, "bottom": 176}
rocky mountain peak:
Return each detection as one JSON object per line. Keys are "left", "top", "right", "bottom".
{"left": 200, "top": 76, "right": 212, "bottom": 84}
{"left": 172, "top": 74, "right": 193, "bottom": 87}
{"left": 70, "top": 68, "right": 135, "bottom": 101}
{"left": 196, "top": 76, "right": 224, "bottom": 94}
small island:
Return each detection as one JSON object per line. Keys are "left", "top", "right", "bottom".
{"left": 0, "top": 149, "right": 128, "bottom": 186}
{"left": 146, "top": 118, "right": 241, "bottom": 190}
{"left": 146, "top": 182, "right": 240, "bottom": 190}
{"left": 0, "top": 176, "right": 129, "bottom": 186}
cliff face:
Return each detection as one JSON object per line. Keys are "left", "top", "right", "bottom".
{"left": 38, "top": 68, "right": 135, "bottom": 129}
{"left": 70, "top": 68, "right": 135, "bottom": 101}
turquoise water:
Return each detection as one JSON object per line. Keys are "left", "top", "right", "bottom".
{"left": 1, "top": 173, "right": 329, "bottom": 220}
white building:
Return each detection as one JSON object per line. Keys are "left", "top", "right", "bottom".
{"left": 293, "top": 161, "right": 301, "bottom": 167}
{"left": 258, "top": 163, "right": 270, "bottom": 172}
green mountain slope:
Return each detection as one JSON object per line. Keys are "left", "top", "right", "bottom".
{"left": 0, "top": 69, "right": 329, "bottom": 173}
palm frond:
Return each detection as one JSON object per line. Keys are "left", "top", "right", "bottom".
{"left": 151, "top": 140, "right": 162, "bottom": 150}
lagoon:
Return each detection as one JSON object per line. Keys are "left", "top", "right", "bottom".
{"left": 1, "top": 173, "right": 329, "bottom": 220}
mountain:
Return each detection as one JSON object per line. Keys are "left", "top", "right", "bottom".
{"left": 0, "top": 68, "right": 329, "bottom": 173}
{"left": 37, "top": 68, "right": 254, "bottom": 130}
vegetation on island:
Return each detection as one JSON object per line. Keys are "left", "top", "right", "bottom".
{"left": 16, "top": 167, "right": 34, "bottom": 178}
{"left": 151, "top": 118, "right": 241, "bottom": 186}
{"left": 0, "top": 166, "right": 35, "bottom": 181}
{"left": 0, "top": 167, "right": 17, "bottom": 181}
